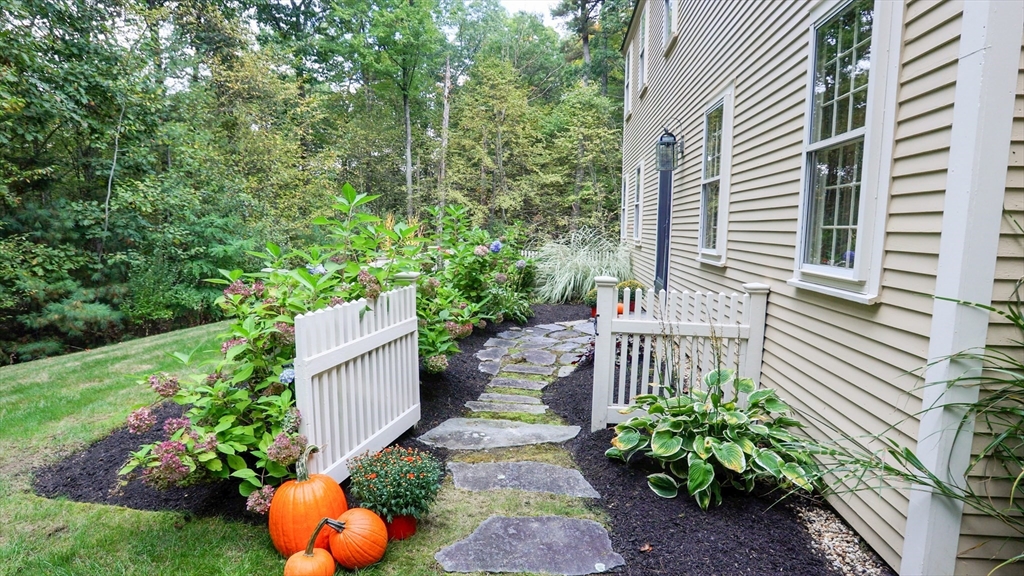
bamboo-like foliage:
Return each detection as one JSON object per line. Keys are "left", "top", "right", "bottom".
{"left": 534, "top": 227, "right": 631, "bottom": 303}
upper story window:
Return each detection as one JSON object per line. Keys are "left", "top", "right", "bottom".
{"left": 789, "top": 0, "right": 903, "bottom": 304}
{"left": 664, "top": 0, "right": 676, "bottom": 44}
{"left": 624, "top": 47, "right": 632, "bottom": 117}
{"left": 638, "top": 9, "right": 646, "bottom": 89}
{"left": 633, "top": 163, "right": 642, "bottom": 241}
{"left": 699, "top": 84, "right": 734, "bottom": 264}
{"left": 620, "top": 176, "right": 628, "bottom": 240}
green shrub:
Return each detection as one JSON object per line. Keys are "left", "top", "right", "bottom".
{"left": 534, "top": 227, "right": 631, "bottom": 303}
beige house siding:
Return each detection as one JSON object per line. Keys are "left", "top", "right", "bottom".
{"left": 954, "top": 42, "right": 1024, "bottom": 576}
{"left": 616, "top": 0, "right": 1010, "bottom": 569}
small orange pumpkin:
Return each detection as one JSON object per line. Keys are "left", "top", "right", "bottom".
{"left": 269, "top": 445, "right": 349, "bottom": 557}
{"left": 325, "top": 508, "right": 388, "bottom": 569}
{"left": 283, "top": 518, "right": 336, "bottom": 576}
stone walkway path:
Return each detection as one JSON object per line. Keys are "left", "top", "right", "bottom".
{"left": 421, "top": 319, "right": 625, "bottom": 575}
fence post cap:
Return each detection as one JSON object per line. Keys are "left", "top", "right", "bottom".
{"left": 394, "top": 271, "right": 421, "bottom": 283}
{"left": 742, "top": 282, "right": 771, "bottom": 294}
{"left": 594, "top": 276, "right": 619, "bottom": 287}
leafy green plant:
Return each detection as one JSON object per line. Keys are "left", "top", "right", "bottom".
{"left": 347, "top": 446, "right": 443, "bottom": 521}
{"left": 534, "top": 227, "right": 631, "bottom": 303}
{"left": 583, "top": 288, "right": 598, "bottom": 308}
{"left": 606, "top": 365, "right": 818, "bottom": 510}
{"left": 615, "top": 279, "right": 645, "bottom": 301}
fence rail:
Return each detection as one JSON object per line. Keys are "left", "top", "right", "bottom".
{"left": 294, "top": 273, "right": 421, "bottom": 481}
{"left": 590, "top": 276, "right": 769, "bottom": 431}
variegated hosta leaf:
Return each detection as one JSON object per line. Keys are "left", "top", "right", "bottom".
{"left": 647, "top": 403, "right": 666, "bottom": 415}
{"left": 703, "top": 368, "right": 735, "bottom": 389}
{"left": 748, "top": 423, "right": 770, "bottom": 436}
{"left": 753, "top": 449, "right": 783, "bottom": 477}
{"left": 612, "top": 428, "right": 642, "bottom": 451}
{"left": 747, "top": 389, "right": 775, "bottom": 405}
{"left": 693, "top": 435, "right": 711, "bottom": 459}
{"left": 647, "top": 473, "right": 680, "bottom": 498}
{"left": 687, "top": 460, "right": 715, "bottom": 494}
{"left": 712, "top": 441, "right": 746, "bottom": 473}
{"left": 695, "top": 487, "right": 712, "bottom": 510}
{"left": 669, "top": 459, "right": 688, "bottom": 479}
{"left": 734, "top": 436, "right": 756, "bottom": 455}
{"left": 782, "top": 462, "right": 813, "bottom": 491}
{"left": 632, "top": 394, "right": 661, "bottom": 405}
{"left": 736, "top": 377, "right": 756, "bottom": 394}
{"left": 763, "top": 398, "right": 790, "bottom": 414}
{"left": 605, "top": 447, "right": 624, "bottom": 460}
{"left": 651, "top": 430, "right": 683, "bottom": 458}
{"left": 722, "top": 410, "right": 748, "bottom": 425}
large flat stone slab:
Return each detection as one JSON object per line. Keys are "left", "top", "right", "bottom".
{"left": 435, "top": 516, "right": 624, "bottom": 575}
{"left": 501, "top": 364, "right": 554, "bottom": 376}
{"left": 547, "top": 329, "right": 587, "bottom": 340}
{"left": 447, "top": 462, "right": 600, "bottom": 498}
{"left": 574, "top": 321, "right": 596, "bottom": 335}
{"left": 478, "top": 393, "right": 543, "bottom": 404}
{"left": 558, "top": 365, "right": 576, "bottom": 378}
{"left": 484, "top": 338, "right": 518, "bottom": 348}
{"left": 478, "top": 360, "right": 501, "bottom": 375}
{"left": 418, "top": 418, "right": 579, "bottom": 450}
{"left": 517, "top": 349, "right": 556, "bottom": 365}
{"left": 550, "top": 342, "right": 579, "bottom": 352}
{"left": 496, "top": 330, "right": 525, "bottom": 340}
{"left": 534, "top": 323, "right": 566, "bottom": 332}
{"left": 489, "top": 377, "right": 550, "bottom": 391}
{"left": 476, "top": 347, "right": 507, "bottom": 361}
{"left": 465, "top": 401, "right": 547, "bottom": 415}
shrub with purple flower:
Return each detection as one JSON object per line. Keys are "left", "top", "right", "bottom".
{"left": 221, "top": 337, "right": 247, "bottom": 355}
{"left": 223, "top": 280, "right": 254, "bottom": 298}
{"left": 266, "top": 433, "right": 307, "bottom": 466}
{"left": 306, "top": 264, "right": 328, "bottom": 275}
{"left": 246, "top": 485, "right": 275, "bottom": 515}
{"left": 515, "top": 259, "right": 526, "bottom": 270}
{"left": 163, "top": 417, "right": 192, "bottom": 437}
{"left": 127, "top": 407, "right": 156, "bottom": 434}
{"left": 274, "top": 322, "right": 295, "bottom": 345}
{"left": 148, "top": 373, "right": 180, "bottom": 398}
{"left": 282, "top": 408, "right": 302, "bottom": 434}
{"left": 494, "top": 273, "right": 508, "bottom": 285}
{"left": 473, "top": 245, "right": 489, "bottom": 257}
{"left": 423, "top": 354, "right": 448, "bottom": 374}
{"left": 490, "top": 240, "right": 502, "bottom": 253}
{"left": 141, "top": 440, "right": 191, "bottom": 490}
{"left": 279, "top": 367, "right": 296, "bottom": 385}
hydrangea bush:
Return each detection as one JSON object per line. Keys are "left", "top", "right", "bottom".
{"left": 121, "top": 184, "right": 536, "bottom": 503}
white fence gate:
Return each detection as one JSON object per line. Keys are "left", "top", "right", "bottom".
{"left": 294, "top": 272, "right": 421, "bottom": 482}
{"left": 590, "top": 276, "right": 769, "bottom": 432}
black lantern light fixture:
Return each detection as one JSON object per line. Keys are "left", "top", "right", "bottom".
{"left": 656, "top": 128, "right": 681, "bottom": 171}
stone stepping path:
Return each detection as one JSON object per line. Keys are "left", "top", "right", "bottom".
{"left": 435, "top": 516, "right": 625, "bottom": 575}
{"left": 418, "top": 418, "right": 580, "bottom": 450}
{"left": 447, "top": 461, "right": 600, "bottom": 498}
{"left": 422, "top": 319, "right": 621, "bottom": 574}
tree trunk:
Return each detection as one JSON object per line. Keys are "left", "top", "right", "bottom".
{"left": 404, "top": 92, "right": 413, "bottom": 218}
{"left": 580, "top": 1, "right": 591, "bottom": 85}
{"left": 438, "top": 57, "right": 451, "bottom": 234}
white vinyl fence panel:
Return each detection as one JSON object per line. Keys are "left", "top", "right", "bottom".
{"left": 590, "top": 276, "right": 769, "bottom": 431}
{"left": 294, "top": 273, "right": 421, "bottom": 482}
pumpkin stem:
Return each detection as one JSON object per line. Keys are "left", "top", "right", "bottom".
{"left": 295, "top": 444, "right": 320, "bottom": 482}
{"left": 303, "top": 517, "right": 330, "bottom": 557}
{"left": 325, "top": 518, "right": 346, "bottom": 534}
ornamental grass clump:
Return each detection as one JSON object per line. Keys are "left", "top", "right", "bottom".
{"left": 347, "top": 446, "right": 443, "bottom": 522}
{"left": 534, "top": 227, "right": 631, "bottom": 303}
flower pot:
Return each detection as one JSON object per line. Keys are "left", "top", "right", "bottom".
{"left": 617, "top": 303, "right": 624, "bottom": 315}
{"left": 590, "top": 306, "right": 597, "bottom": 318}
{"left": 384, "top": 515, "right": 417, "bottom": 540}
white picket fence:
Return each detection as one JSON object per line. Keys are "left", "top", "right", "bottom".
{"left": 590, "top": 276, "right": 770, "bottom": 431}
{"left": 294, "top": 272, "right": 421, "bottom": 482}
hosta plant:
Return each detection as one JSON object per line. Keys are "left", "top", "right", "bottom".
{"left": 606, "top": 368, "right": 819, "bottom": 509}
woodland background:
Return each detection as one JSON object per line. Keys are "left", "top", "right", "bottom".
{"left": 0, "top": 0, "right": 631, "bottom": 362}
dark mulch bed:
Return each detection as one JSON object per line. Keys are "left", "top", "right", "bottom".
{"left": 34, "top": 302, "right": 880, "bottom": 576}
{"left": 32, "top": 304, "right": 588, "bottom": 524}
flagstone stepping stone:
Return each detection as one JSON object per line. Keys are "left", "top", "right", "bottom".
{"left": 418, "top": 418, "right": 580, "bottom": 450}
{"left": 435, "top": 516, "right": 624, "bottom": 575}
{"left": 447, "top": 462, "right": 600, "bottom": 498}
{"left": 574, "top": 321, "right": 596, "bottom": 335}
{"left": 559, "top": 353, "right": 582, "bottom": 365}
{"left": 558, "top": 365, "right": 576, "bottom": 378}
{"left": 489, "top": 377, "right": 550, "bottom": 391}
{"left": 478, "top": 393, "right": 543, "bottom": 404}
{"left": 484, "top": 338, "right": 518, "bottom": 348}
{"left": 522, "top": 326, "right": 555, "bottom": 335}
{"left": 517, "top": 336, "right": 560, "bottom": 349}
{"left": 475, "top": 347, "right": 507, "bottom": 361}
{"left": 501, "top": 364, "right": 554, "bottom": 376}
{"left": 478, "top": 361, "right": 501, "bottom": 375}
{"left": 534, "top": 323, "right": 566, "bottom": 332}
{"left": 550, "top": 342, "right": 579, "bottom": 352}
{"left": 516, "top": 349, "right": 556, "bottom": 365}
{"left": 496, "top": 331, "right": 525, "bottom": 340}
{"left": 567, "top": 336, "right": 593, "bottom": 344}
{"left": 547, "top": 329, "right": 586, "bottom": 340}
{"left": 466, "top": 401, "right": 547, "bottom": 414}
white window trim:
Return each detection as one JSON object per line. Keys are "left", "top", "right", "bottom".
{"left": 620, "top": 175, "right": 628, "bottom": 240}
{"left": 788, "top": 0, "right": 903, "bottom": 305}
{"left": 697, "top": 82, "right": 734, "bottom": 267}
{"left": 633, "top": 162, "right": 643, "bottom": 242}
{"left": 664, "top": 0, "right": 679, "bottom": 54}
{"left": 638, "top": 7, "right": 647, "bottom": 95}
{"left": 624, "top": 46, "right": 632, "bottom": 120}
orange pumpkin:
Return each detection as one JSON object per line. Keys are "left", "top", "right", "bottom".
{"left": 325, "top": 508, "right": 388, "bottom": 569}
{"left": 617, "top": 303, "right": 624, "bottom": 314}
{"left": 283, "top": 518, "right": 336, "bottom": 576}
{"left": 269, "top": 445, "right": 349, "bottom": 557}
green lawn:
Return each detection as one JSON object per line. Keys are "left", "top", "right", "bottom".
{"left": 0, "top": 324, "right": 606, "bottom": 575}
